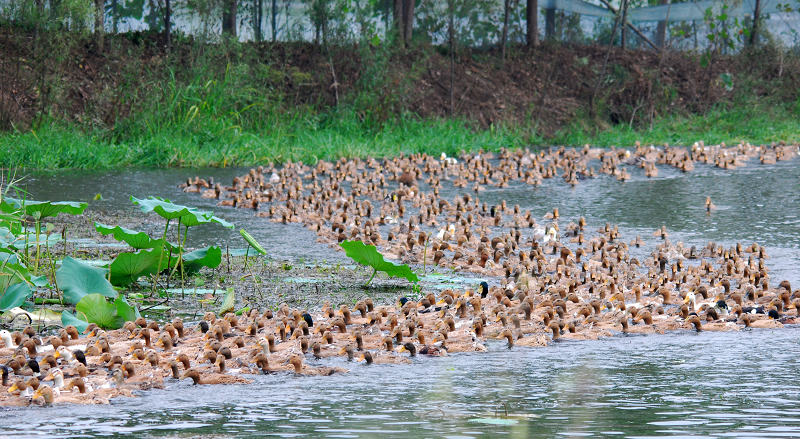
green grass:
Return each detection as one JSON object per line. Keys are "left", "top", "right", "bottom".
{"left": 1, "top": 101, "right": 798, "bottom": 171}
{"left": 0, "top": 112, "right": 529, "bottom": 170}
{"left": 552, "top": 102, "right": 800, "bottom": 147}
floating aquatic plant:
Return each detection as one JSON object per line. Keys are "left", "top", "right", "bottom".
{"left": 0, "top": 282, "right": 32, "bottom": 312}
{"left": 0, "top": 197, "right": 86, "bottom": 271}
{"left": 60, "top": 294, "right": 140, "bottom": 330}
{"left": 55, "top": 256, "right": 117, "bottom": 305}
{"left": 130, "top": 196, "right": 231, "bottom": 288}
{"left": 340, "top": 240, "right": 419, "bottom": 287}
{"left": 95, "top": 222, "right": 175, "bottom": 251}
{"left": 109, "top": 247, "right": 167, "bottom": 287}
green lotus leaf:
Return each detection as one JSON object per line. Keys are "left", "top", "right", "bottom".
{"left": 0, "top": 197, "right": 87, "bottom": 219}
{"left": 56, "top": 256, "right": 118, "bottom": 305}
{"left": 0, "top": 229, "right": 60, "bottom": 250}
{"left": 94, "top": 222, "right": 175, "bottom": 250}
{"left": 115, "top": 295, "right": 140, "bottom": 323}
{"left": 76, "top": 293, "right": 123, "bottom": 329}
{"left": 239, "top": 229, "right": 267, "bottom": 255}
{"left": 0, "top": 253, "right": 48, "bottom": 291}
{"left": 109, "top": 247, "right": 165, "bottom": 286}
{"left": 0, "top": 282, "right": 32, "bottom": 312}
{"left": 60, "top": 310, "right": 89, "bottom": 332}
{"left": 0, "top": 262, "right": 33, "bottom": 293}
{"left": 340, "top": 240, "right": 419, "bottom": 285}
{"left": 130, "top": 196, "right": 233, "bottom": 229}
{"left": 29, "top": 274, "right": 49, "bottom": 287}
{"left": 218, "top": 287, "right": 235, "bottom": 315}
{"left": 182, "top": 246, "right": 222, "bottom": 274}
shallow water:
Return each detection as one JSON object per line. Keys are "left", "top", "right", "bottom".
{"left": 19, "top": 157, "right": 800, "bottom": 285}
{"left": 3, "top": 327, "right": 800, "bottom": 438}
{"left": 9, "top": 153, "right": 800, "bottom": 437}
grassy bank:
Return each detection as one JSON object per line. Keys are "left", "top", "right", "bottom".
{"left": 2, "top": 102, "right": 798, "bottom": 170}
{"left": 1, "top": 29, "right": 798, "bottom": 170}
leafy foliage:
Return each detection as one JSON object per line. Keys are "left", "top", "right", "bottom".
{"left": 95, "top": 222, "right": 173, "bottom": 250}
{"left": 131, "top": 196, "right": 233, "bottom": 228}
{"left": 239, "top": 228, "right": 267, "bottom": 255}
{"left": 76, "top": 293, "right": 121, "bottom": 329}
{"left": 109, "top": 247, "right": 166, "bottom": 286}
{"left": 114, "top": 295, "right": 141, "bottom": 323}
{"left": 0, "top": 282, "right": 32, "bottom": 312}
{"left": 0, "top": 197, "right": 87, "bottom": 219}
{"left": 217, "top": 287, "right": 235, "bottom": 315}
{"left": 69, "top": 294, "right": 140, "bottom": 330}
{"left": 61, "top": 310, "right": 89, "bottom": 333}
{"left": 340, "top": 240, "right": 419, "bottom": 286}
{"left": 181, "top": 246, "right": 223, "bottom": 274}
{"left": 56, "top": 256, "right": 118, "bottom": 304}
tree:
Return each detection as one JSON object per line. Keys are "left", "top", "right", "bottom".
{"left": 655, "top": 0, "right": 669, "bottom": 48}
{"left": 501, "top": 0, "right": 509, "bottom": 58}
{"left": 94, "top": 0, "right": 104, "bottom": 52}
{"left": 223, "top": 0, "right": 237, "bottom": 37}
{"left": 394, "top": 0, "right": 414, "bottom": 46}
{"left": 253, "top": 0, "right": 263, "bottom": 42}
{"left": 527, "top": 0, "right": 538, "bottom": 47}
{"left": 164, "top": 0, "right": 171, "bottom": 48}
{"left": 750, "top": 0, "right": 762, "bottom": 45}
{"left": 308, "top": 0, "right": 330, "bottom": 45}
{"left": 271, "top": 0, "right": 277, "bottom": 41}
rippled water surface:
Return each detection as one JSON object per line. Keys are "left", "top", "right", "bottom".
{"left": 19, "top": 158, "right": 800, "bottom": 284}
{"left": 8, "top": 154, "right": 800, "bottom": 437}
{"left": 3, "top": 328, "right": 800, "bottom": 438}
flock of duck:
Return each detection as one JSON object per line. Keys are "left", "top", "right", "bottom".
{"left": 3, "top": 142, "right": 797, "bottom": 407}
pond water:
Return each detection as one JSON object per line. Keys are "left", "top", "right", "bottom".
{"left": 2, "top": 327, "right": 800, "bottom": 438}
{"left": 18, "top": 157, "right": 800, "bottom": 285}
{"left": 8, "top": 153, "right": 800, "bottom": 437}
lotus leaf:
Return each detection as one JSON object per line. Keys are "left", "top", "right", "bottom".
{"left": 130, "top": 196, "right": 233, "bottom": 229}
{"left": 340, "top": 240, "right": 420, "bottom": 285}
{"left": 56, "top": 257, "right": 118, "bottom": 304}
{"left": 0, "top": 262, "right": 29, "bottom": 293}
{"left": 0, "top": 254, "right": 48, "bottom": 291}
{"left": 61, "top": 310, "right": 90, "bottom": 332}
{"left": 182, "top": 246, "right": 222, "bottom": 274}
{"left": 115, "top": 295, "right": 140, "bottom": 323}
{"left": 0, "top": 229, "right": 60, "bottom": 250}
{"left": 218, "top": 288, "right": 235, "bottom": 315}
{"left": 94, "top": 222, "right": 174, "bottom": 250}
{"left": 76, "top": 294, "right": 123, "bottom": 329}
{"left": 0, "top": 282, "right": 31, "bottom": 312}
{"left": 109, "top": 247, "right": 166, "bottom": 286}
{"left": 0, "top": 197, "right": 87, "bottom": 219}
{"left": 239, "top": 229, "right": 267, "bottom": 255}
